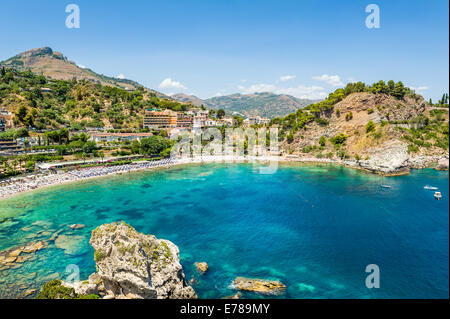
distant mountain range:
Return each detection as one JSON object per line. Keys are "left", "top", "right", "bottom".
{"left": 171, "top": 93, "right": 206, "bottom": 107}
{"left": 0, "top": 47, "right": 169, "bottom": 99}
{"left": 171, "top": 92, "right": 319, "bottom": 118}
{"left": 1, "top": 47, "right": 318, "bottom": 118}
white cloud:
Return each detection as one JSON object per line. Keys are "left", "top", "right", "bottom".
{"left": 239, "top": 83, "right": 277, "bottom": 94}
{"left": 280, "top": 75, "right": 296, "bottom": 82}
{"left": 158, "top": 78, "right": 187, "bottom": 90}
{"left": 276, "top": 85, "right": 327, "bottom": 100}
{"left": 117, "top": 74, "right": 125, "bottom": 79}
{"left": 312, "top": 74, "right": 344, "bottom": 87}
{"left": 410, "top": 86, "right": 429, "bottom": 92}
{"left": 237, "top": 83, "right": 326, "bottom": 100}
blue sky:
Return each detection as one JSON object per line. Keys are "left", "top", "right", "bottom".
{"left": 0, "top": 0, "right": 448, "bottom": 100}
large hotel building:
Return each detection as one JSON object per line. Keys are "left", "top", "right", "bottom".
{"left": 143, "top": 109, "right": 193, "bottom": 129}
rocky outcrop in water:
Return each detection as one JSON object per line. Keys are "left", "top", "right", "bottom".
{"left": 63, "top": 222, "right": 197, "bottom": 299}
{"left": 356, "top": 141, "right": 410, "bottom": 175}
{"left": 233, "top": 277, "right": 286, "bottom": 295}
{"left": 435, "top": 155, "right": 449, "bottom": 171}
{"left": 0, "top": 241, "right": 46, "bottom": 271}
{"left": 195, "top": 262, "right": 208, "bottom": 274}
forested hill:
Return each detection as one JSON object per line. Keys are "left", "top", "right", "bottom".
{"left": 0, "top": 68, "right": 197, "bottom": 130}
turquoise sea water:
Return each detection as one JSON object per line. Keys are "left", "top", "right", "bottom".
{"left": 0, "top": 163, "right": 448, "bottom": 299}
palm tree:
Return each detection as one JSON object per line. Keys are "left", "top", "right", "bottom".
{"left": 11, "top": 159, "right": 18, "bottom": 172}
{"left": 98, "top": 151, "right": 105, "bottom": 162}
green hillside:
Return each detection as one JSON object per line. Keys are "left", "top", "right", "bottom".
{"left": 0, "top": 67, "right": 196, "bottom": 131}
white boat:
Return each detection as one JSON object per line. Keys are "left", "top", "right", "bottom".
{"left": 434, "top": 192, "right": 442, "bottom": 200}
{"left": 424, "top": 185, "right": 439, "bottom": 190}
{"left": 380, "top": 185, "right": 392, "bottom": 189}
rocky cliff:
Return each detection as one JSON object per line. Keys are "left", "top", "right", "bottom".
{"left": 53, "top": 222, "right": 197, "bottom": 299}
{"left": 281, "top": 91, "right": 449, "bottom": 175}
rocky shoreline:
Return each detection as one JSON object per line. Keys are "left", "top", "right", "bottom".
{"left": 39, "top": 222, "right": 197, "bottom": 299}
{"left": 34, "top": 222, "right": 287, "bottom": 299}
{"left": 1, "top": 154, "right": 448, "bottom": 202}
{"left": 286, "top": 152, "right": 449, "bottom": 176}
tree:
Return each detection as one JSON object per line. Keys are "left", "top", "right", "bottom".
{"left": 59, "top": 128, "right": 69, "bottom": 144}
{"left": 345, "top": 112, "right": 353, "bottom": 121}
{"left": 131, "top": 140, "right": 140, "bottom": 154}
{"left": 158, "top": 130, "right": 168, "bottom": 138}
{"left": 98, "top": 151, "right": 105, "bottom": 162}
{"left": 392, "top": 81, "right": 407, "bottom": 99}
{"left": 14, "top": 128, "right": 29, "bottom": 138}
{"left": 139, "top": 136, "right": 171, "bottom": 156}
{"left": 330, "top": 133, "right": 348, "bottom": 145}
{"left": 232, "top": 115, "right": 244, "bottom": 127}
{"left": 11, "top": 159, "right": 18, "bottom": 171}
{"left": 25, "top": 161, "right": 35, "bottom": 172}
{"left": 286, "top": 132, "right": 294, "bottom": 143}
{"left": 15, "top": 105, "right": 28, "bottom": 124}
{"left": 217, "top": 109, "right": 226, "bottom": 119}
{"left": 82, "top": 141, "right": 97, "bottom": 154}
{"left": 366, "top": 121, "right": 376, "bottom": 133}
{"left": 387, "top": 80, "right": 395, "bottom": 94}
{"left": 160, "top": 147, "right": 172, "bottom": 158}
{"left": 23, "top": 113, "right": 34, "bottom": 127}
{"left": 319, "top": 136, "right": 326, "bottom": 147}
{"left": 371, "top": 81, "right": 388, "bottom": 94}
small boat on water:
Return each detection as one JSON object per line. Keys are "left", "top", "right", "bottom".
{"left": 380, "top": 185, "right": 392, "bottom": 189}
{"left": 434, "top": 192, "right": 442, "bottom": 200}
{"left": 424, "top": 185, "right": 439, "bottom": 190}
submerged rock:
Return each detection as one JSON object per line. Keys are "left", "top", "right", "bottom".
{"left": 195, "top": 262, "right": 209, "bottom": 274}
{"left": 22, "top": 241, "right": 47, "bottom": 253}
{"left": 54, "top": 235, "right": 85, "bottom": 255}
{"left": 222, "top": 292, "right": 242, "bottom": 299}
{"left": 233, "top": 277, "right": 286, "bottom": 295}
{"left": 23, "top": 289, "right": 37, "bottom": 297}
{"left": 9, "top": 249, "right": 23, "bottom": 258}
{"left": 0, "top": 241, "right": 46, "bottom": 269}
{"left": 69, "top": 224, "right": 86, "bottom": 230}
{"left": 49, "top": 229, "right": 65, "bottom": 242}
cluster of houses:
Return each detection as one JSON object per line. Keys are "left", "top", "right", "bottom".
{"left": 1, "top": 102, "right": 273, "bottom": 153}
{"left": 243, "top": 116, "right": 271, "bottom": 127}
{"left": 0, "top": 108, "right": 13, "bottom": 132}
{"left": 143, "top": 108, "right": 270, "bottom": 134}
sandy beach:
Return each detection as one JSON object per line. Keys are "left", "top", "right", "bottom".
{"left": 3, "top": 153, "right": 431, "bottom": 201}
{"left": 0, "top": 155, "right": 329, "bottom": 201}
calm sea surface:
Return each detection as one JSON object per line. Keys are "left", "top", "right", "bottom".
{"left": 0, "top": 163, "right": 448, "bottom": 298}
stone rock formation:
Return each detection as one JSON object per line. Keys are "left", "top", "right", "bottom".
{"left": 435, "top": 156, "right": 449, "bottom": 171}
{"left": 233, "top": 277, "right": 286, "bottom": 295}
{"left": 65, "top": 222, "right": 197, "bottom": 299}
{"left": 195, "top": 262, "right": 209, "bottom": 274}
